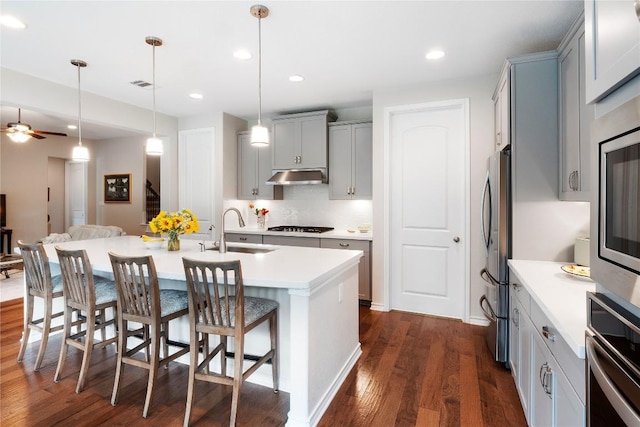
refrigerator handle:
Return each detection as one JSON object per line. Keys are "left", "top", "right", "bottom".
{"left": 480, "top": 295, "right": 497, "bottom": 322}
{"left": 480, "top": 267, "right": 498, "bottom": 289}
{"left": 480, "top": 170, "right": 492, "bottom": 256}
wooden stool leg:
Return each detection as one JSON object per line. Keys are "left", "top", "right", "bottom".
{"left": 111, "top": 318, "right": 126, "bottom": 406}
{"left": 54, "top": 305, "right": 73, "bottom": 383}
{"left": 34, "top": 296, "right": 54, "bottom": 371}
{"left": 76, "top": 313, "right": 96, "bottom": 393}
{"left": 270, "top": 312, "right": 279, "bottom": 392}
{"left": 16, "top": 293, "right": 34, "bottom": 363}
{"left": 142, "top": 324, "right": 161, "bottom": 418}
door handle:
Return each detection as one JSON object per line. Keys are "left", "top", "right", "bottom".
{"left": 453, "top": 236, "right": 460, "bottom": 243}
{"left": 480, "top": 171, "right": 492, "bottom": 255}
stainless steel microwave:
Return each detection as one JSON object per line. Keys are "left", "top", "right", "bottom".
{"left": 590, "top": 96, "right": 640, "bottom": 307}
{"left": 599, "top": 127, "right": 640, "bottom": 275}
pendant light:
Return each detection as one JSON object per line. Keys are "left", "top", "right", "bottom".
{"left": 71, "top": 59, "right": 89, "bottom": 162}
{"left": 146, "top": 36, "right": 163, "bottom": 156}
{"left": 250, "top": 5, "right": 269, "bottom": 147}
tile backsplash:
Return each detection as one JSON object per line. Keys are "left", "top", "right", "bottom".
{"left": 224, "top": 185, "right": 373, "bottom": 232}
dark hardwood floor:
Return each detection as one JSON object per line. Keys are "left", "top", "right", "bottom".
{"left": 1, "top": 299, "right": 525, "bottom": 426}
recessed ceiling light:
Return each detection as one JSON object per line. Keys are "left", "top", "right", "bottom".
{"left": 67, "top": 124, "right": 77, "bottom": 130}
{"left": 289, "top": 75, "right": 304, "bottom": 82}
{"left": 426, "top": 50, "right": 445, "bottom": 60}
{"left": 0, "top": 15, "right": 26, "bottom": 29}
{"left": 233, "top": 50, "right": 252, "bottom": 60}
{"left": 189, "top": 93, "right": 204, "bottom": 100}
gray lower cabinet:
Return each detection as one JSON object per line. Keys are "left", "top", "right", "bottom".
{"left": 262, "top": 235, "right": 320, "bottom": 248}
{"left": 262, "top": 234, "right": 371, "bottom": 301}
{"left": 224, "top": 233, "right": 263, "bottom": 244}
{"left": 320, "top": 238, "right": 371, "bottom": 302}
{"left": 328, "top": 121, "right": 372, "bottom": 200}
{"left": 509, "top": 273, "right": 584, "bottom": 426}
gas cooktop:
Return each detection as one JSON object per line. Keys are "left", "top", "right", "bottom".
{"left": 267, "top": 226, "right": 334, "bottom": 233}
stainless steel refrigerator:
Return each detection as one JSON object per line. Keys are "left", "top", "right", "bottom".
{"left": 480, "top": 147, "right": 510, "bottom": 366}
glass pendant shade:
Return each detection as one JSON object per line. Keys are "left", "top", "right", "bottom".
{"left": 72, "top": 144, "right": 90, "bottom": 162}
{"left": 250, "top": 124, "right": 269, "bottom": 147}
{"left": 8, "top": 131, "right": 30, "bottom": 143}
{"left": 146, "top": 136, "right": 163, "bottom": 155}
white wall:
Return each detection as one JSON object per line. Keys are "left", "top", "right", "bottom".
{"left": 372, "top": 73, "right": 498, "bottom": 322}
{"left": 0, "top": 133, "right": 98, "bottom": 243}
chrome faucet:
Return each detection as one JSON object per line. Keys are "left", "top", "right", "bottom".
{"left": 219, "top": 208, "right": 245, "bottom": 253}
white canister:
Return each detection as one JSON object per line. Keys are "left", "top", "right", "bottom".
{"left": 574, "top": 237, "right": 590, "bottom": 266}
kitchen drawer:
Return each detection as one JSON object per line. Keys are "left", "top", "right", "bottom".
{"left": 511, "top": 280, "right": 530, "bottom": 315}
{"left": 263, "top": 235, "right": 320, "bottom": 248}
{"left": 225, "top": 233, "right": 263, "bottom": 244}
{"left": 320, "top": 238, "right": 369, "bottom": 252}
{"left": 530, "top": 299, "right": 585, "bottom": 403}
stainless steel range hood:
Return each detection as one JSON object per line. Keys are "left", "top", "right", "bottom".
{"left": 266, "top": 169, "right": 327, "bottom": 185}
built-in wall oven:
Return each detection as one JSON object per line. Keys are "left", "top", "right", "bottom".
{"left": 586, "top": 293, "right": 640, "bottom": 426}
{"left": 590, "top": 95, "right": 640, "bottom": 308}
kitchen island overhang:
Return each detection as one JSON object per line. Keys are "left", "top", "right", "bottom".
{"left": 37, "top": 236, "right": 362, "bottom": 427}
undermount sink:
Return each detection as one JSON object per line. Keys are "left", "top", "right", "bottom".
{"left": 206, "top": 246, "right": 274, "bottom": 254}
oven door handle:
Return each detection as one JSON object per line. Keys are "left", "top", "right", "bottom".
{"left": 479, "top": 295, "right": 497, "bottom": 322}
{"left": 586, "top": 336, "right": 640, "bottom": 426}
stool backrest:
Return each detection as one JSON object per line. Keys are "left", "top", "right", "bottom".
{"left": 182, "top": 258, "right": 244, "bottom": 333}
{"left": 18, "top": 240, "right": 53, "bottom": 296}
{"left": 108, "top": 252, "right": 160, "bottom": 324}
{"left": 55, "top": 247, "right": 97, "bottom": 310}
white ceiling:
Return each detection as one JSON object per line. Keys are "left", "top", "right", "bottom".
{"left": 0, "top": 0, "right": 583, "bottom": 140}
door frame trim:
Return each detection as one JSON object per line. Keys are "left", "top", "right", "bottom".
{"left": 382, "top": 99, "right": 470, "bottom": 321}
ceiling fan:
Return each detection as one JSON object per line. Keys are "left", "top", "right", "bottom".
{"left": 2, "top": 108, "right": 68, "bottom": 142}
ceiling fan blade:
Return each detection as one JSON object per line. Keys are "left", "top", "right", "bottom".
{"left": 32, "top": 130, "right": 68, "bottom": 137}
{"left": 29, "top": 133, "right": 46, "bottom": 140}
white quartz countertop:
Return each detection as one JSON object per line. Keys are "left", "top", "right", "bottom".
{"left": 224, "top": 226, "right": 373, "bottom": 241}
{"left": 43, "top": 236, "right": 363, "bottom": 291}
{"left": 508, "top": 259, "right": 595, "bottom": 359}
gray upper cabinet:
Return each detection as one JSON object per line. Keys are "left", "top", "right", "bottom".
{"left": 328, "top": 121, "right": 372, "bottom": 200}
{"left": 558, "top": 15, "right": 594, "bottom": 201}
{"left": 493, "top": 73, "right": 510, "bottom": 152}
{"left": 237, "top": 131, "right": 282, "bottom": 200}
{"left": 271, "top": 110, "right": 336, "bottom": 170}
{"left": 584, "top": 0, "right": 640, "bottom": 103}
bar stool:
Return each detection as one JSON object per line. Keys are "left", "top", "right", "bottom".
{"left": 109, "top": 252, "right": 190, "bottom": 418}
{"left": 53, "top": 247, "right": 118, "bottom": 393}
{"left": 182, "top": 258, "right": 279, "bottom": 427}
{"left": 16, "top": 241, "right": 65, "bottom": 370}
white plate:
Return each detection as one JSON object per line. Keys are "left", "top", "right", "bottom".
{"left": 561, "top": 264, "right": 591, "bottom": 280}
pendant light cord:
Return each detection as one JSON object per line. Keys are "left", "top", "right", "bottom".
{"left": 152, "top": 43, "right": 157, "bottom": 138}
{"left": 257, "top": 14, "right": 262, "bottom": 126}
{"left": 77, "top": 63, "right": 82, "bottom": 145}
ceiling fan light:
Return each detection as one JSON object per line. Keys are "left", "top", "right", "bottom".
{"left": 146, "top": 136, "right": 163, "bottom": 155}
{"left": 7, "top": 131, "right": 30, "bottom": 143}
{"left": 72, "top": 144, "right": 90, "bottom": 162}
{"left": 250, "top": 124, "right": 269, "bottom": 147}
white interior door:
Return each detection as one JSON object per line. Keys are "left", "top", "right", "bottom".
{"left": 387, "top": 100, "right": 468, "bottom": 319}
{"left": 178, "top": 128, "right": 215, "bottom": 236}
{"left": 65, "top": 160, "right": 87, "bottom": 230}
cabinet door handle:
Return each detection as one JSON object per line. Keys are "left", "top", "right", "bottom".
{"left": 539, "top": 363, "right": 553, "bottom": 397}
{"left": 239, "top": 237, "right": 247, "bottom": 241}
{"left": 635, "top": 0, "right": 640, "bottom": 21}
{"left": 512, "top": 307, "right": 519, "bottom": 327}
{"left": 339, "top": 243, "right": 350, "bottom": 248}
{"left": 542, "top": 326, "right": 556, "bottom": 342}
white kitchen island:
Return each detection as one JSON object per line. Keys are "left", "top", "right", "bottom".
{"left": 41, "top": 235, "right": 363, "bottom": 427}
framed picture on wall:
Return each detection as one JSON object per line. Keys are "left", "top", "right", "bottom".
{"left": 104, "top": 174, "right": 131, "bottom": 203}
